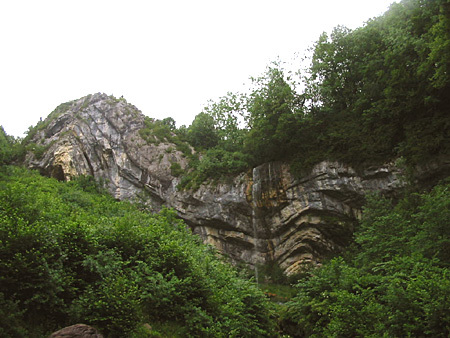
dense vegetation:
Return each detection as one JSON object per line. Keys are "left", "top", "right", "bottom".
{"left": 170, "top": 0, "right": 449, "bottom": 188}
{"left": 1, "top": 0, "right": 449, "bottom": 337}
{"left": 0, "top": 166, "right": 276, "bottom": 337}
{"left": 134, "top": 2, "right": 450, "bottom": 335}
{"left": 2, "top": 166, "right": 445, "bottom": 337}
{"left": 280, "top": 180, "right": 450, "bottom": 337}
{"left": 0, "top": 126, "right": 23, "bottom": 165}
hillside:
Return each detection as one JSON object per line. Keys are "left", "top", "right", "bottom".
{"left": 1, "top": 0, "right": 449, "bottom": 336}
{"left": 1, "top": 0, "right": 449, "bottom": 277}
{"left": 17, "top": 92, "right": 437, "bottom": 277}
{"left": 0, "top": 166, "right": 275, "bottom": 337}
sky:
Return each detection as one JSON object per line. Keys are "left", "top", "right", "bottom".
{"left": 1, "top": 0, "right": 398, "bottom": 137}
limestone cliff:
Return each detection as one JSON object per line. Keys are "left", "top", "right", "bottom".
{"left": 23, "top": 93, "right": 448, "bottom": 275}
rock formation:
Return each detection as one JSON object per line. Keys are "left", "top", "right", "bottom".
{"left": 49, "top": 324, "right": 103, "bottom": 338}
{"left": 24, "top": 93, "right": 448, "bottom": 275}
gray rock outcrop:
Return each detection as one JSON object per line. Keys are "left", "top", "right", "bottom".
{"left": 49, "top": 324, "right": 103, "bottom": 337}
{"left": 24, "top": 93, "right": 448, "bottom": 275}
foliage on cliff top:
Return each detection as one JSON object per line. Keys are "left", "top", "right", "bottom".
{"left": 5, "top": 0, "right": 448, "bottom": 188}
{"left": 0, "top": 166, "right": 276, "bottom": 337}
{"left": 139, "top": 116, "right": 193, "bottom": 157}
{"left": 178, "top": 0, "right": 449, "bottom": 187}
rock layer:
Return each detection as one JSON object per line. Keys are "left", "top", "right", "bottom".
{"left": 49, "top": 324, "right": 103, "bottom": 338}
{"left": 25, "top": 93, "right": 446, "bottom": 274}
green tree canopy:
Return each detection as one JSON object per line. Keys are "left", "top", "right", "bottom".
{"left": 244, "top": 66, "right": 303, "bottom": 164}
{"left": 202, "top": 92, "right": 247, "bottom": 152}
{"left": 305, "top": 0, "right": 450, "bottom": 165}
{"left": 187, "top": 112, "right": 219, "bottom": 150}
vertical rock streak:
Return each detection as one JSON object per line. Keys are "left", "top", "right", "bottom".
{"left": 251, "top": 166, "right": 260, "bottom": 284}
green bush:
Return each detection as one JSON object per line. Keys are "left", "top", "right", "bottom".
{"left": 0, "top": 126, "right": 24, "bottom": 164}
{"left": 177, "top": 148, "right": 250, "bottom": 190}
{"left": 280, "top": 181, "right": 450, "bottom": 337}
{"left": 170, "top": 162, "right": 183, "bottom": 177}
{"left": 0, "top": 166, "right": 275, "bottom": 337}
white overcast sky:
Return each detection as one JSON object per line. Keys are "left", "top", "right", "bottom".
{"left": 1, "top": 0, "right": 397, "bottom": 137}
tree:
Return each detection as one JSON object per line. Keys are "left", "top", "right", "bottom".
{"left": 161, "top": 117, "right": 176, "bottom": 130}
{"left": 244, "top": 66, "right": 302, "bottom": 164}
{"left": 302, "top": 0, "right": 450, "bottom": 166}
{"left": 187, "top": 112, "right": 219, "bottom": 150}
{"left": 0, "top": 126, "right": 21, "bottom": 165}
{"left": 180, "top": 0, "right": 450, "bottom": 186}
{"left": 0, "top": 126, "right": 13, "bottom": 164}
{"left": 203, "top": 92, "right": 247, "bottom": 152}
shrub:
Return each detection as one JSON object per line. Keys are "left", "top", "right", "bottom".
{"left": 0, "top": 167, "right": 275, "bottom": 337}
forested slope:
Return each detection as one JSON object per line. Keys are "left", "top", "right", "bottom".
{"left": 174, "top": 0, "right": 449, "bottom": 188}
{"left": 0, "top": 166, "right": 275, "bottom": 337}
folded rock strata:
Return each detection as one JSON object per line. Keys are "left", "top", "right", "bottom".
{"left": 24, "top": 93, "right": 448, "bottom": 274}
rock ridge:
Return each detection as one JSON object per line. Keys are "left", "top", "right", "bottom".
{"left": 24, "top": 93, "right": 449, "bottom": 274}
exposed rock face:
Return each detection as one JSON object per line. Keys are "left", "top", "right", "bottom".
{"left": 24, "top": 93, "right": 446, "bottom": 274}
{"left": 179, "top": 160, "right": 404, "bottom": 274}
